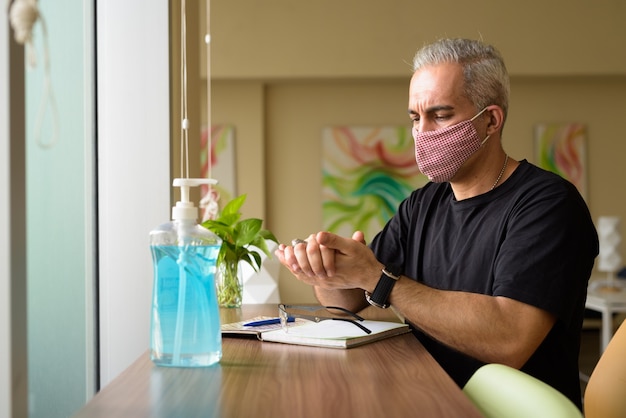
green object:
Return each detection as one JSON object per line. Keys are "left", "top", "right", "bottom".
{"left": 202, "top": 194, "right": 278, "bottom": 307}
{"left": 463, "top": 364, "right": 583, "bottom": 418}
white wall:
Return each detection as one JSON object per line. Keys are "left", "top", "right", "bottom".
{"left": 97, "top": 0, "right": 171, "bottom": 387}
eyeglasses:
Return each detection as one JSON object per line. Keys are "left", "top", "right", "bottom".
{"left": 278, "top": 304, "right": 372, "bottom": 334}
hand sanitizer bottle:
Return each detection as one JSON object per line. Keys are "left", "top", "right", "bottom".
{"left": 149, "top": 178, "right": 222, "bottom": 367}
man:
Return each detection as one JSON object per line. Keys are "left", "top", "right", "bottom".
{"left": 275, "top": 38, "right": 598, "bottom": 409}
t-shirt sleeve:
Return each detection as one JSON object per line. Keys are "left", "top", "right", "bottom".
{"left": 493, "top": 181, "right": 597, "bottom": 323}
{"left": 369, "top": 188, "right": 422, "bottom": 273}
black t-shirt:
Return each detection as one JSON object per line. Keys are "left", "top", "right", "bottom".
{"left": 369, "top": 160, "right": 598, "bottom": 409}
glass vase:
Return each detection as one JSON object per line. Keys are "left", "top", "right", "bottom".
{"left": 217, "top": 260, "right": 243, "bottom": 308}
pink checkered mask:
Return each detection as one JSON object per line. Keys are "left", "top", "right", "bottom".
{"left": 413, "top": 107, "right": 490, "bottom": 183}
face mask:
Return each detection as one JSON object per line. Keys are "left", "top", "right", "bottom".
{"left": 413, "top": 108, "right": 490, "bottom": 183}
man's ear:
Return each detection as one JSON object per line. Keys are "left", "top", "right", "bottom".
{"left": 485, "top": 105, "right": 505, "bottom": 136}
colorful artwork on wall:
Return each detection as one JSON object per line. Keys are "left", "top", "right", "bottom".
{"left": 200, "top": 124, "right": 237, "bottom": 220}
{"left": 322, "top": 126, "right": 427, "bottom": 241}
{"left": 534, "top": 123, "right": 587, "bottom": 199}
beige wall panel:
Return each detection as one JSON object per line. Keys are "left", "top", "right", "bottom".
{"left": 210, "top": 0, "right": 626, "bottom": 79}
{"left": 209, "top": 81, "right": 267, "bottom": 220}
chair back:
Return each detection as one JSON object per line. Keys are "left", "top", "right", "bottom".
{"left": 584, "top": 320, "right": 626, "bottom": 418}
{"left": 463, "top": 363, "right": 583, "bottom": 418}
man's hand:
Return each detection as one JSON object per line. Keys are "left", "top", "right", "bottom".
{"left": 275, "top": 231, "right": 382, "bottom": 292}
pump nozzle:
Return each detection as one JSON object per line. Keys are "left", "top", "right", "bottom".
{"left": 172, "top": 178, "right": 218, "bottom": 221}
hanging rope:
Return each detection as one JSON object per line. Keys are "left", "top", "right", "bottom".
{"left": 201, "top": 0, "right": 219, "bottom": 221}
{"left": 178, "top": 0, "right": 219, "bottom": 220}
{"left": 180, "top": 0, "right": 190, "bottom": 179}
{"left": 9, "top": 0, "right": 60, "bottom": 149}
{"left": 205, "top": 1, "right": 212, "bottom": 183}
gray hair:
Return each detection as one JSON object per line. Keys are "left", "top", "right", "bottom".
{"left": 413, "top": 38, "right": 510, "bottom": 121}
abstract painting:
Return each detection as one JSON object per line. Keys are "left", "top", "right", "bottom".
{"left": 322, "top": 126, "right": 427, "bottom": 241}
{"left": 535, "top": 123, "right": 587, "bottom": 199}
{"left": 200, "top": 124, "right": 237, "bottom": 220}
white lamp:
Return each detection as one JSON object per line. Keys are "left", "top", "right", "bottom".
{"left": 240, "top": 240, "right": 281, "bottom": 304}
{"left": 593, "top": 216, "right": 625, "bottom": 292}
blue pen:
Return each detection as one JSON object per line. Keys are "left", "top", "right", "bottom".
{"left": 243, "top": 317, "right": 294, "bottom": 327}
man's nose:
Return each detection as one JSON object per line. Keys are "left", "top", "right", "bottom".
{"left": 413, "top": 121, "right": 437, "bottom": 133}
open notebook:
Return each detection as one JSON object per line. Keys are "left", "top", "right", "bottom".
{"left": 222, "top": 316, "right": 411, "bottom": 349}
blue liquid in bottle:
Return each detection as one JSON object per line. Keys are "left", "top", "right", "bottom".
{"left": 150, "top": 226, "right": 222, "bottom": 367}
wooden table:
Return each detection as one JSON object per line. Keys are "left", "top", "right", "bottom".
{"left": 73, "top": 305, "right": 482, "bottom": 417}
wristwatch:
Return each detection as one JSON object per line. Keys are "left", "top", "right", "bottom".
{"left": 365, "top": 266, "right": 402, "bottom": 309}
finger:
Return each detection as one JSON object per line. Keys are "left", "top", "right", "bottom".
{"left": 319, "top": 243, "right": 336, "bottom": 277}
{"left": 307, "top": 233, "right": 334, "bottom": 278}
{"left": 352, "top": 230, "right": 366, "bottom": 245}
{"left": 276, "top": 241, "right": 326, "bottom": 285}
{"left": 294, "top": 234, "right": 327, "bottom": 278}
{"left": 277, "top": 242, "right": 302, "bottom": 273}
{"left": 289, "top": 238, "right": 308, "bottom": 271}
{"left": 316, "top": 231, "right": 356, "bottom": 255}
{"left": 274, "top": 244, "right": 288, "bottom": 265}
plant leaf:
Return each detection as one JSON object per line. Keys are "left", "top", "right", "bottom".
{"left": 249, "top": 251, "right": 263, "bottom": 271}
{"left": 201, "top": 220, "right": 234, "bottom": 241}
{"left": 241, "top": 251, "right": 262, "bottom": 272}
{"left": 258, "top": 229, "right": 278, "bottom": 243}
{"left": 200, "top": 193, "right": 279, "bottom": 278}
{"left": 251, "top": 235, "right": 273, "bottom": 258}
{"left": 216, "top": 213, "right": 241, "bottom": 228}
{"left": 234, "top": 218, "right": 262, "bottom": 246}
{"left": 221, "top": 194, "right": 246, "bottom": 217}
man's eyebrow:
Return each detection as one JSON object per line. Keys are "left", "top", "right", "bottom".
{"left": 408, "top": 105, "right": 455, "bottom": 116}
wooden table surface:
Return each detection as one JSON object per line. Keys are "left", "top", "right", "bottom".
{"left": 73, "top": 305, "right": 482, "bottom": 417}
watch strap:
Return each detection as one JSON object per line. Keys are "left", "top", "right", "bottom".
{"left": 365, "top": 267, "right": 401, "bottom": 309}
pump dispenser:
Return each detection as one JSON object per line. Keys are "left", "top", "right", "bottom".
{"left": 149, "top": 178, "right": 222, "bottom": 367}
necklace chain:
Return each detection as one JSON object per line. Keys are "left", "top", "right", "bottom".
{"left": 491, "top": 154, "right": 509, "bottom": 190}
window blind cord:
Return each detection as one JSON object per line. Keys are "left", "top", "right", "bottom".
{"left": 201, "top": 0, "right": 220, "bottom": 222}
{"left": 9, "top": 0, "right": 60, "bottom": 149}
{"left": 180, "top": 0, "right": 190, "bottom": 179}
{"left": 206, "top": 0, "right": 212, "bottom": 183}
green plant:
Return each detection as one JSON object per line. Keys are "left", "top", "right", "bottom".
{"left": 201, "top": 194, "right": 278, "bottom": 307}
